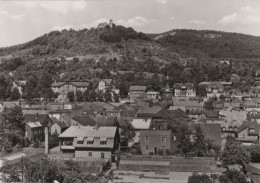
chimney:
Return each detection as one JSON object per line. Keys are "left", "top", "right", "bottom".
{"left": 44, "top": 126, "right": 49, "bottom": 155}
{"left": 95, "top": 122, "right": 99, "bottom": 130}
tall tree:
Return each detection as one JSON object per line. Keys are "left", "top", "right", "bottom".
{"left": 10, "top": 87, "right": 21, "bottom": 100}
{"left": 67, "top": 91, "right": 75, "bottom": 102}
{"left": 45, "top": 88, "right": 54, "bottom": 101}
{"left": 104, "top": 90, "right": 112, "bottom": 102}
{"left": 120, "top": 122, "right": 136, "bottom": 146}
{"left": 0, "top": 106, "right": 24, "bottom": 153}
{"left": 193, "top": 125, "right": 207, "bottom": 157}
{"left": 176, "top": 124, "right": 193, "bottom": 156}
{"left": 24, "top": 75, "right": 38, "bottom": 101}
{"left": 222, "top": 136, "right": 251, "bottom": 166}
{"left": 0, "top": 75, "right": 11, "bottom": 101}
{"left": 83, "top": 90, "right": 90, "bottom": 102}
{"left": 76, "top": 90, "right": 83, "bottom": 102}
{"left": 219, "top": 170, "right": 249, "bottom": 183}
{"left": 37, "top": 70, "right": 53, "bottom": 97}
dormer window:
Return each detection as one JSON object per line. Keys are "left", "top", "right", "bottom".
{"left": 87, "top": 137, "right": 94, "bottom": 144}
{"left": 249, "top": 128, "right": 255, "bottom": 132}
{"left": 100, "top": 137, "right": 107, "bottom": 145}
{"left": 77, "top": 137, "right": 84, "bottom": 144}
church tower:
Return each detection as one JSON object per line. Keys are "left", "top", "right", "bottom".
{"left": 163, "top": 75, "right": 173, "bottom": 105}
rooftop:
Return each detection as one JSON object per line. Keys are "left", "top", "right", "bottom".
{"left": 59, "top": 126, "right": 117, "bottom": 138}
{"left": 129, "top": 86, "right": 147, "bottom": 91}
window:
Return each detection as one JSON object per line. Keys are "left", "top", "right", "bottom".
{"left": 100, "top": 141, "right": 106, "bottom": 145}
{"left": 101, "top": 153, "right": 105, "bottom": 159}
{"left": 77, "top": 141, "right": 83, "bottom": 144}
{"left": 161, "top": 137, "right": 166, "bottom": 142}
{"left": 87, "top": 141, "right": 93, "bottom": 144}
{"left": 89, "top": 152, "right": 92, "bottom": 157}
{"left": 146, "top": 145, "right": 149, "bottom": 150}
{"left": 145, "top": 136, "right": 149, "bottom": 142}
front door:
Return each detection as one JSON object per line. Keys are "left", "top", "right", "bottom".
{"left": 154, "top": 147, "right": 158, "bottom": 155}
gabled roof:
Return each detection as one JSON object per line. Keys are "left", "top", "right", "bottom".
{"left": 72, "top": 115, "right": 97, "bottom": 126}
{"left": 172, "top": 100, "right": 201, "bottom": 107}
{"left": 237, "top": 121, "right": 259, "bottom": 134}
{"left": 129, "top": 86, "right": 146, "bottom": 91}
{"left": 51, "top": 81, "right": 89, "bottom": 87}
{"left": 224, "top": 102, "right": 241, "bottom": 108}
{"left": 49, "top": 109, "right": 71, "bottom": 114}
{"left": 94, "top": 116, "right": 117, "bottom": 127}
{"left": 27, "top": 122, "right": 43, "bottom": 128}
{"left": 23, "top": 114, "right": 50, "bottom": 125}
{"left": 51, "top": 117, "right": 68, "bottom": 128}
{"left": 204, "top": 110, "right": 219, "bottom": 118}
{"left": 136, "top": 106, "right": 162, "bottom": 117}
{"left": 59, "top": 114, "right": 72, "bottom": 126}
{"left": 101, "top": 79, "right": 112, "bottom": 85}
{"left": 14, "top": 80, "right": 27, "bottom": 86}
{"left": 131, "top": 118, "right": 152, "bottom": 130}
{"left": 58, "top": 126, "right": 117, "bottom": 138}
{"left": 121, "top": 110, "right": 137, "bottom": 117}
{"left": 244, "top": 100, "right": 257, "bottom": 107}
{"left": 173, "top": 83, "right": 195, "bottom": 89}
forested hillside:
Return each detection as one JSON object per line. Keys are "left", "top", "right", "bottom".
{"left": 0, "top": 25, "right": 260, "bottom": 101}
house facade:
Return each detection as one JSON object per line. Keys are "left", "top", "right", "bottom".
{"left": 58, "top": 126, "right": 119, "bottom": 161}
{"left": 206, "top": 82, "right": 225, "bottom": 98}
{"left": 173, "top": 83, "right": 196, "bottom": 97}
{"left": 140, "top": 130, "right": 174, "bottom": 155}
{"left": 145, "top": 91, "right": 158, "bottom": 100}
{"left": 237, "top": 121, "right": 259, "bottom": 146}
{"left": 128, "top": 86, "right": 146, "bottom": 103}
{"left": 25, "top": 122, "right": 45, "bottom": 144}
{"left": 51, "top": 81, "right": 89, "bottom": 94}
{"left": 98, "top": 79, "right": 113, "bottom": 92}
{"left": 51, "top": 121, "right": 68, "bottom": 135}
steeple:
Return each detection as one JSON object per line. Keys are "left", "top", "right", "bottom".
{"left": 165, "top": 75, "right": 170, "bottom": 91}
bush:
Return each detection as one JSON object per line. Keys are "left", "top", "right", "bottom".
{"left": 102, "top": 161, "right": 111, "bottom": 171}
{"left": 165, "top": 148, "right": 172, "bottom": 155}
{"left": 158, "top": 149, "right": 164, "bottom": 155}
{"left": 149, "top": 152, "right": 154, "bottom": 155}
{"left": 33, "top": 141, "right": 39, "bottom": 148}
{"left": 188, "top": 173, "right": 212, "bottom": 183}
{"left": 23, "top": 137, "right": 31, "bottom": 147}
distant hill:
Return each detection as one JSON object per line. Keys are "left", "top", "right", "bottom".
{"left": 152, "top": 29, "right": 260, "bottom": 59}
{"left": 0, "top": 25, "right": 260, "bottom": 81}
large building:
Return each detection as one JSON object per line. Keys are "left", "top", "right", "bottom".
{"left": 140, "top": 130, "right": 174, "bottom": 155}
{"left": 162, "top": 76, "right": 173, "bottom": 105}
{"left": 58, "top": 126, "right": 119, "bottom": 161}
{"left": 23, "top": 114, "right": 53, "bottom": 144}
{"left": 98, "top": 79, "right": 113, "bottom": 92}
{"left": 128, "top": 86, "right": 147, "bottom": 103}
{"left": 51, "top": 81, "right": 89, "bottom": 94}
{"left": 173, "top": 83, "right": 196, "bottom": 97}
{"left": 206, "top": 82, "right": 225, "bottom": 98}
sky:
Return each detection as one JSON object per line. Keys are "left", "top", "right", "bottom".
{"left": 0, "top": 0, "right": 260, "bottom": 47}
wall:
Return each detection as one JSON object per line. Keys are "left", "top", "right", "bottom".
{"left": 51, "top": 123, "right": 61, "bottom": 135}
{"left": 75, "top": 150, "right": 111, "bottom": 160}
{"left": 140, "top": 130, "right": 172, "bottom": 155}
